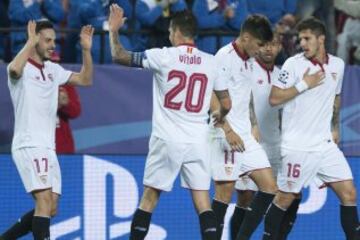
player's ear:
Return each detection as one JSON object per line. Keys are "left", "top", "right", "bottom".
{"left": 318, "top": 35, "right": 325, "bottom": 45}
{"left": 242, "top": 32, "right": 250, "bottom": 42}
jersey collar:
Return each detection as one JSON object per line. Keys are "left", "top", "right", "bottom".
{"left": 178, "top": 43, "right": 196, "bottom": 47}
{"left": 28, "top": 58, "right": 44, "bottom": 69}
{"left": 256, "top": 58, "right": 274, "bottom": 83}
{"left": 309, "top": 54, "right": 329, "bottom": 72}
{"left": 256, "top": 58, "right": 274, "bottom": 72}
{"left": 232, "top": 41, "right": 249, "bottom": 61}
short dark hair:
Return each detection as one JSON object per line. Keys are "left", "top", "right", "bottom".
{"left": 35, "top": 19, "right": 54, "bottom": 34}
{"left": 241, "top": 14, "right": 273, "bottom": 43}
{"left": 296, "top": 17, "right": 326, "bottom": 37}
{"left": 170, "top": 10, "right": 197, "bottom": 38}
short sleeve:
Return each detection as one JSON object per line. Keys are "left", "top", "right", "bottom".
{"left": 53, "top": 63, "right": 72, "bottom": 85}
{"left": 335, "top": 60, "right": 345, "bottom": 95}
{"left": 142, "top": 48, "right": 166, "bottom": 72}
{"left": 7, "top": 64, "right": 19, "bottom": 86}
{"left": 213, "top": 51, "right": 230, "bottom": 91}
{"left": 272, "top": 58, "right": 296, "bottom": 89}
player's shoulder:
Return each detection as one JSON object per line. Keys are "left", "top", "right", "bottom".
{"left": 286, "top": 53, "right": 305, "bottom": 63}
{"left": 273, "top": 65, "right": 281, "bottom": 74}
{"left": 215, "top": 42, "right": 234, "bottom": 57}
{"left": 328, "top": 54, "right": 345, "bottom": 68}
{"left": 196, "top": 48, "right": 214, "bottom": 58}
{"left": 280, "top": 53, "right": 305, "bottom": 70}
{"left": 44, "top": 60, "right": 61, "bottom": 70}
{"left": 146, "top": 46, "right": 170, "bottom": 55}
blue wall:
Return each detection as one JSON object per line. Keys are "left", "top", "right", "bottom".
{"left": 0, "top": 154, "right": 359, "bottom": 239}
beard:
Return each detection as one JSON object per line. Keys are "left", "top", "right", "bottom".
{"left": 35, "top": 44, "right": 53, "bottom": 61}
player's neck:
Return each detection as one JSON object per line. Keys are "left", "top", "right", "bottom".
{"left": 312, "top": 47, "right": 328, "bottom": 65}
{"left": 256, "top": 58, "right": 274, "bottom": 71}
{"left": 234, "top": 38, "right": 248, "bottom": 58}
{"left": 175, "top": 37, "right": 195, "bottom": 47}
{"left": 29, "top": 53, "right": 44, "bottom": 66}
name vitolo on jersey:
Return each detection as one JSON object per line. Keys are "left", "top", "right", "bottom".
{"left": 272, "top": 53, "right": 345, "bottom": 151}
{"left": 142, "top": 44, "right": 227, "bottom": 143}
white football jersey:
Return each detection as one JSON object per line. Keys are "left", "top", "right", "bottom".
{"left": 8, "top": 59, "right": 72, "bottom": 150}
{"left": 251, "top": 59, "right": 281, "bottom": 148}
{"left": 272, "top": 53, "right": 344, "bottom": 151}
{"left": 213, "top": 42, "right": 255, "bottom": 138}
{"left": 142, "top": 44, "right": 227, "bottom": 143}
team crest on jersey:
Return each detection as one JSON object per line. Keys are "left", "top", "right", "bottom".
{"left": 257, "top": 79, "right": 264, "bottom": 85}
{"left": 48, "top": 73, "right": 54, "bottom": 82}
{"left": 278, "top": 70, "right": 289, "bottom": 84}
{"left": 286, "top": 180, "right": 294, "bottom": 190}
{"left": 331, "top": 72, "right": 337, "bottom": 81}
{"left": 242, "top": 176, "right": 250, "bottom": 184}
{"left": 40, "top": 175, "right": 48, "bottom": 184}
{"left": 187, "top": 47, "right": 193, "bottom": 54}
{"left": 225, "top": 165, "right": 233, "bottom": 176}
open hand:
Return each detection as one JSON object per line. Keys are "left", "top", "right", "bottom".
{"left": 80, "top": 25, "right": 94, "bottom": 51}
{"left": 27, "top": 20, "right": 39, "bottom": 47}
{"left": 212, "top": 110, "right": 226, "bottom": 127}
{"left": 108, "top": 4, "right": 127, "bottom": 32}
{"left": 303, "top": 68, "right": 325, "bottom": 89}
{"left": 225, "top": 130, "right": 245, "bottom": 152}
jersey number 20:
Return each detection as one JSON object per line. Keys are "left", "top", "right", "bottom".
{"left": 164, "top": 70, "right": 208, "bottom": 113}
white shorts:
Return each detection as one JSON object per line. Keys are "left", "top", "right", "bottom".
{"left": 210, "top": 137, "right": 240, "bottom": 181}
{"left": 12, "top": 147, "right": 62, "bottom": 194}
{"left": 263, "top": 145, "right": 282, "bottom": 178}
{"left": 234, "top": 156, "right": 281, "bottom": 192}
{"left": 278, "top": 142, "right": 353, "bottom": 193}
{"left": 211, "top": 135, "right": 271, "bottom": 186}
{"left": 143, "top": 136, "right": 211, "bottom": 192}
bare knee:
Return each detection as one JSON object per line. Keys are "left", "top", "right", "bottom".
{"left": 139, "top": 187, "right": 161, "bottom": 212}
{"left": 236, "top": 190, "right": 255, "bottom": 208}
{"left": 340, "top": 187, "right": 357, "bottom": 205}
{"left": 50, "top": 208, "right": 57, "bottom": 217}
{"left": 192, "top": 190, "right": 212, "bottom": 213}
{"left": 250, "top": 169, "right": 278, "bottom": 194}
{"left": 50, "top": 200, "right": 58, "bottom": 217}
{"left": 214, "top": 181, "right": 235, "bottom": 204}
{"left": 33, "top": 190, "right": 52, "bottom": 216}
{"left": 274, "top": 192, "right": 296, "bottom": 210}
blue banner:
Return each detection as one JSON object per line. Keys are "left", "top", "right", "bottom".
{"left": 0, "top": 64, "right": 360, "bottom": 155}
{"left": 0, "top": 154, "right": 359, "bottom": 239}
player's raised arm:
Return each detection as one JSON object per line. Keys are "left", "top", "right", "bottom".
{"left": 8, "top": 21, "right": 39, "bottom": 80}
{"left": 68, "top": 25, "right": 94, "bottom": 86}
{"left": 108, "top": 4, "right": 133, "bottom": 66}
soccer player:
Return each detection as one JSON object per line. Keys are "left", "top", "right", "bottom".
{"left": 233, "top": 34, "right": 299, "bottom": 240}
{"left": 108, "top": 4, "right": 231, "bottom": 240}
{"left": 209, "top": 15, "right": 277, "bottom": 240}
{"left": 1, "top": 20, "right": 93, "bottom": 240}
{"left": 263, "top": 17, "right": 360, "bottom": 240}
